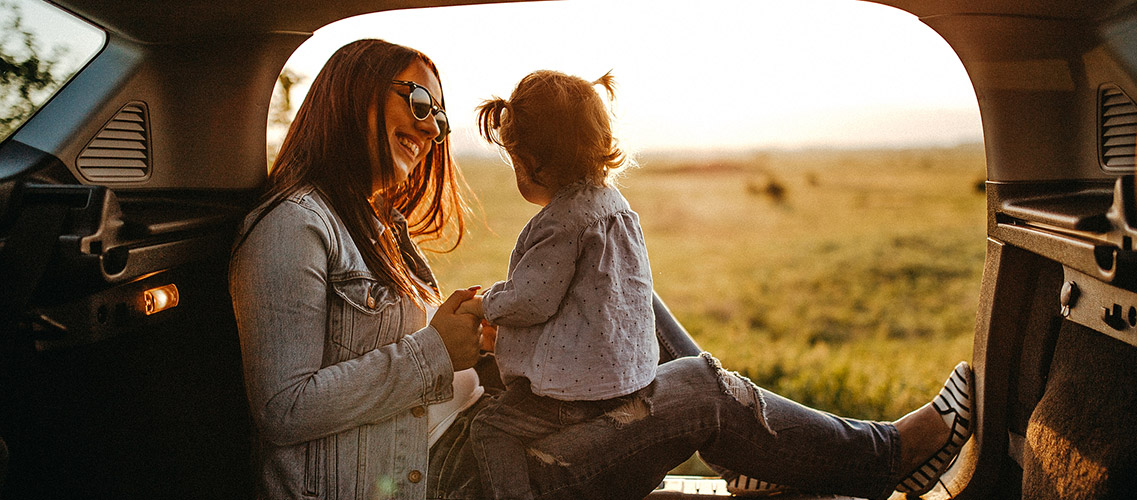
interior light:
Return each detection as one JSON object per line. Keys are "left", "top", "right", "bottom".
{"left": 143, "top": 284, "right": 179, "bottom": 315}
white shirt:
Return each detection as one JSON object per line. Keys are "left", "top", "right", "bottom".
{"left": 422, "top": 303, "right": 485, "bottom": 447}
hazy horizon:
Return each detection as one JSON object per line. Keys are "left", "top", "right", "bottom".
{"left": 446, "top": 135, "right": 986, "bottom": 161}
{"left": 273, "top": 0, "right": 983, "bottom": 154}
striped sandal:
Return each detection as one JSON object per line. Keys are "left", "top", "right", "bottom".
{"left": 723, "top": 474, "right": 795, "bottom": 497}
{"left": 896, "top": 361, "right": 974, "bottom": 497}
{"left": 704, "top": 461, "right": 795, "bottom": 497}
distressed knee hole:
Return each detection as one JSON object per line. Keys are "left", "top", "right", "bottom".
{"left": 700, "top": 352, "right": 776, "bottom": 436}
{"left": 604, "top": 394, "right": 652, "bottom": 427}
{"left": 527, "top": 447, "right": 571, "bottom": 467}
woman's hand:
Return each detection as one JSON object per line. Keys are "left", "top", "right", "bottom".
{"left": 456, "top": 295, "right": 484, "bottom": 318}
{"left": 455, "top": 294, "right": 496, "bottom": 352}
{"left": 431, "top": 287, "right": 482, "bottom": 371}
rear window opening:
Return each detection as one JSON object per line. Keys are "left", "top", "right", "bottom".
{"left": 269, "top": 0, "right": 985, "bottom": 425}
{"left": 0, "top": 0, "right": 104, "bottom": 142}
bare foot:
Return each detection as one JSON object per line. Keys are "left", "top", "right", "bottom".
{"left": 893, "top": 403, "right": 950, "bottom": 475}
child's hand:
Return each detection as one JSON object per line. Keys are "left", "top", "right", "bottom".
{"left": 456, "top": 294, "right": 484, "bottom": 318}
{"left": 478, "top": 320, "right": 497, "bottom": 353}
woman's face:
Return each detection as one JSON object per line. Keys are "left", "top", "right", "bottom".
{"left": 379, "top": 59, "right": 444, "bottom": 191}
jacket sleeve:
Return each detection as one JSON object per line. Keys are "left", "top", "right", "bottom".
{"left": 481, "top": 215, "right": 579, "bottom": 327}
{"left": 229, "top": 201, "right": 454, "bottom": 446}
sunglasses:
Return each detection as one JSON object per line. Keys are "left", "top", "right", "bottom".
{"left": 391, "top": 80, "right": 450, "bottom": 144}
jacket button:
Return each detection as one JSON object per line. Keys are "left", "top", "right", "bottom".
{"left": 367, "top": 296, "right": 376, "bottom": 308}
{"left": 412, "top": 406, "right": 426, "bottom": 418}
{"left": 408, "top": 470, "right": 422, "bottom": 483}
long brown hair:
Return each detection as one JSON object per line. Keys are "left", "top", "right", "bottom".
{"left": 244, "top": 39, "right": 467, "bottom": 305}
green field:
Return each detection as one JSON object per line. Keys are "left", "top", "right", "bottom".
{"left": 429, "top": 145, "right": 987, "bottom": 422}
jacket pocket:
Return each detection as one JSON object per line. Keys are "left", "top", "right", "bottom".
{"left": 329, "top": 277, "right": 402, "bottom": 359}
{"left": 304, "top": 437, "right": 325, "bottom": 497}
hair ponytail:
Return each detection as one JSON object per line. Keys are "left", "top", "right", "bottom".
{"left": 476, "top": 98, "right": 510, "bottom": 147}
{"left": 593, "top": 70, "right": 617, "bottom": 102}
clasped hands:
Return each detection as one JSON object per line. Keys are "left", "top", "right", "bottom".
{"left": 430, "top": 286, "right": 496, "bottom": 371}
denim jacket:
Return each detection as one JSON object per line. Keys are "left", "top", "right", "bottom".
{"left": 229, "top": 186, "right": 455, "bottom": 500}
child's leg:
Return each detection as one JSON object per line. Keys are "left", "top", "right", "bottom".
{"left": 432, "top": 387, "right": 652, "bottom": 500}
{"left": 470, "top": 381, "right": 567, "bottom": 500}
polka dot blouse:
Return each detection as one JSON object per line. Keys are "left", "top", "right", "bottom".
{"left": 482, "top": 182, "right": 658, "bottom": 401}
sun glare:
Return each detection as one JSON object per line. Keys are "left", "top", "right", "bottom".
{"left": 275, "top": 0, "right": 981, "bottom": 153}
{"left": 265, "top": 0, "right": 988, "bottom": 422}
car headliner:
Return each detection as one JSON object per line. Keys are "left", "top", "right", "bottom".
{"left": 52, "top": 0, "right": 1137, "bottom": 45}
{"left": 26, "top": 0, "right": 1136, "bottom": 189}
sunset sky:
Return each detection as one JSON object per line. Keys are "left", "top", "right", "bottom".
{"left": 281, "top": 0, "right": 983, "bottom": 155}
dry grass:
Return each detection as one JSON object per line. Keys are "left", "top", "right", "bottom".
{"left": 430, "top": 145, "right": 987, "bottom": 421}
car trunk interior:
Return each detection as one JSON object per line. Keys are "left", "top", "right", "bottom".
{"left": 3, "top": 0, "right": 1137, "bottom": 498}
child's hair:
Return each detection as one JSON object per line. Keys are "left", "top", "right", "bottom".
{"left": 477, "top": 70, "right": 625, "bottom": 188}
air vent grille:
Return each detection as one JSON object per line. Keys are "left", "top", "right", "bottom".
{"left": 1101, "top": 85, "right": 1137, "bottom": 172}
{"left": 78, "top": 102, "right": 151, "bottom": 181}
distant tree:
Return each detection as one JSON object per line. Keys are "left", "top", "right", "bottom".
{"left": 746, "top": 174, "right": 788, "bottom": 204}
{"left": 267, "top": 67, "right": 306, "bottom": 166}
{"left": 0, "top": 0, "right": 70, "bottom": 139}
{"left": 269, "top": 67, "right": 305, "bottom": 127}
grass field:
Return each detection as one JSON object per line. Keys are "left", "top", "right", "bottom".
{"left": 428, "top": 144, "right": 987, "bottom": 422}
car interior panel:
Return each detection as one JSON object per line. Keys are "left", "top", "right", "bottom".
{"left": 3, "top": 0, "right": 1137, "bottom": 498}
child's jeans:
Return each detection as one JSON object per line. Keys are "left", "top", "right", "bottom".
{"left": 470, "top": 378, "right": 649, "bottom": 500}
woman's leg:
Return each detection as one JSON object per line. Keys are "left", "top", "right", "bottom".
{"left": 699, "top": 379, "right": 901, "bottom": 499}
{"left": 893, "top": 403, "right": 952, "bottom": 475}
{"left": 430, "top": 354, "right": 961, "bottom": 500}
{"left": 516, "top": 354, "right": 902, "bottom": 500}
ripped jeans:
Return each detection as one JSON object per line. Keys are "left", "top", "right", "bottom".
{"left": 427, "top": 354, "right": 902, "bottom": 500}
{"left": 470, "top": 379, "right": 653, "bottom": 500}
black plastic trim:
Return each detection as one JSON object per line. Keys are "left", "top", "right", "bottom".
{"left": 0, "top": 140, "right": 67, "bottom": 182}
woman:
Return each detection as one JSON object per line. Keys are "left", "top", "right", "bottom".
{"left": 230, "top": 39, "right": 483, "bottom": 499}
{"left": 230, "top": 39, "right": 971, "bottom": 500}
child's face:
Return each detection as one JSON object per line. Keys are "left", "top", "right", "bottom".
{"left": 510, "top": 153, "right": 554, "bottom": 207}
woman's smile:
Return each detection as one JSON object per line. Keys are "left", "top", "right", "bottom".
{"left": 397, "top": 135, "right": 422, "bottom": 159}
{"left": 381, "top": 58, "right": 443, "bottom": 189}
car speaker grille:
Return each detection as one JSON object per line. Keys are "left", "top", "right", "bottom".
{"left": 77, "top": 102, "right": 151, "bottom": 181}
{"left": 1101, "top": 85, "right": 1137, "bottom": 172}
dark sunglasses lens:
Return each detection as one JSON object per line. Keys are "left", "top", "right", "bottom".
{"left": 433, "top": 111, "right": 449, "bottom": 143}
{"left": 409, "top": 86, "right": 433, "bottom": 120}
{"left": 403, "top": 83, "right": 449, "bottom": 143}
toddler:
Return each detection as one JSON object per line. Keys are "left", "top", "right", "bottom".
{"left": 461, "top": 70, "right": 657, "bottom": 500}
